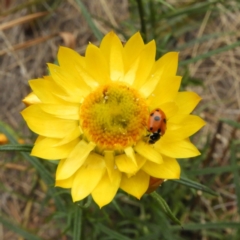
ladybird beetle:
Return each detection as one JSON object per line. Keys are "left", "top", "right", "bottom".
{"left": 147, "top": 108, "right": 167, "bottom": 144}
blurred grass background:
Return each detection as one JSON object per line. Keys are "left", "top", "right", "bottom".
{"left": 0, "top": 0, "right": 240, "bottom": 239}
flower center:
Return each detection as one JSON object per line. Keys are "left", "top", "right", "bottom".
{"left": 80, "top": 83, "right": 148, "bottom": 150}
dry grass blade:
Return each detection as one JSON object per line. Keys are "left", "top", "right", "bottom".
{"left": 99, "top": 0, "right": 118, "bottom": 28}
{"left": 1, "top": 163, "right": 28, "bottom": 171}
{"left": 0, "top": 12, "right": 48, "bottom": 31}
{"left": 0, "top": 0, "right": 47, "bottom": 17}
{"left": 0, "top": 33, "right": 58, "bottom": 56}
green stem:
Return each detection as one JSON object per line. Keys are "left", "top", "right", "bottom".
{"left": 149, "top": 0, "right": 156, "bottom": 39}
{"left": 73, "top": 204, "right": 83, "bottom": 240}
{"left": 136, "top": 0, "right": 147, "bottom": 42}
{"left": 150, "top": 191, "right": 181, "bottom": 225}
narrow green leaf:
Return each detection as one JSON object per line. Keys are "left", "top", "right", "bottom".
{"left": 173, "top": 176, "right": 218, "bottom": 196}
{"left": 220, "top": 118, "right": 240, "bottom": 129}
{"left": 75, "top": 0, "right": 103, "bottom": 41}
{"left": 156, "top": 0, "right": 175, "bottom": 10}
{"left": 73, "top": 205, "right": 82, "bottom": 240}
{"left": 0, "top": 215, "right": 41, "bottom": 240}
{"left": 176, "top": 31, "right": 238, "bottom": 51}
{"left": 188, "top": 165, "right": 240, "bottom": 175}
{"left": 0, "top": 144, "right": 33, "bottom": 152}
{"left": 112, "top": 198, "right": 125, "bottom": 217}
{"left": 0, "top": 121, "right": 19, "bottom": 143}
{"left": 180, "top": 40, "right": 240, "bottom": 66}
{"left": 81, "top": 195, "right": 92, "bottom": 209}
{"left": 97, "top": 223, "right": 132, "bottom": 240}
{"left": 172, "top": 222, "right": 240, "bottom": 230}
{"left": 150, "top": 191, "right": 181, "bottom": 225}
{"left": 230, "top": 143, "right": 240, "bottom": 214}
{"left": 161, "top": 0, "right": 218, "bottom": 19}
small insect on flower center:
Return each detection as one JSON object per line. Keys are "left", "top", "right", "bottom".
{"left": 80, "top": 83, "right": 148, "bottom": 150}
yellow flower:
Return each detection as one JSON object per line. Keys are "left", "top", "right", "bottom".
{"left": 21, "top": 32, "right": 205, "bottom": 208}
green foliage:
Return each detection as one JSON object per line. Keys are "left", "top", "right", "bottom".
{"left": 0, "top": 144, "right": 33, "bottom": 152}
{"left": 150, "top": 191, "right": 181, "bottom": 225}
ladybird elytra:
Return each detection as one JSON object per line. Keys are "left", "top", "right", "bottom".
{"left": 147, "top": 108, "right": 167, "bottom": 144}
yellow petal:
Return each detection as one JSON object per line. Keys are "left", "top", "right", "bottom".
{"left": 164, "top": 121, "right": 182, "bottom": 132}
{"left": 124, "top": 146, "right": 137, "bottom": 166}
{"left": 115, "top": 154, "right": 138, "bottom": 175}
{"left": 39, "top": 103, "right": 80, "bottom": 120}
{"left": 135, "top": 154, "right": 147, "bottom": 170}
{"left": 154, "top": 52, "right": 179, "bottom": 78}
{"left": 104, "top": 151, "right": 115, "bottom": 182}
{"left": 34, "top": 135, "right": 44, "bottom": 144}
{"left": 115, "top": 153, "right": 146, "bottom": 175}
{"left": 174, "top": 91, "right": 202, "bottom": 114}
{"left": 149, "top": 76, "right": 181, "bottom": 107}
{"left": 57, "top": 47, "right": 93, "bottom": 93}
{"left": 168, "top": 114, "right": 202, "bottom": 124}
{"left": 142, "top": 156, "right": 180, "bottom": 179}
{"left": 48, "top": 64, "right": 87, "bottom": 102}
{"left": 134, "top": 141, "right": 163, "bottom": 164}
{"left": 85, "top": 43, "right": 111, "bottom": 85}
{"left": 100, "top": 31, "right": 124, "bottom": 81}
{"left": 56, "top": 140, "right": 95, "bottom": 180}
{"left": 58, "top": 46, "right": 86, "bottom": 70}
{"left": 154, "top": 102, "right": 178, "bottom": 120}
{"left": 71, "top": 153, "right": 106, "bottom": 202}
{"left": 163, "top": 115, "right": 206, "bottom": 142}
{"left": 55, "top": 174, "right": 74, "bottom": 188}
{"left": 140, "top": 52, "right": 178, "bottom": 98}
{"left": 92, "top": 170, "right": 122, "bottom": 208}
{"left": 120, "top": 170, "right": 149, "bottom": 199}
{"left": 139, "top": 68, "right": 164, "bottom": 98}
{"left": 133, "top": 40, "right": 156, "bottom": 88}
{"left": 53, "top": 127, "right": 82, "bottom": 146}
{"left": 29, "top": 79, "right": 68, "bottom": 104}
{"left": 74, "top": 64, "right": 99, "bottom": 89}
{"left": 22, "top": 92, "right": 41, "bottom": 106}
{"left": 140, "top": 52, "right": 179, "bottom": 97}
{"left": 21, "top": 105, "right": 78, "bottom": 138}
{"left": 31, "top": 136, "right": 79, "bottom": 159}
{"left": 58, "top": 47, "right": 99, "bottom": 89}
{"left": 121, "top": 59, "right": 139, "bottom": 85}
{"left": 155, "top": 138, "right": 200, "bottom": 158}
{"left": 123, "top": 32, "right": 144, "bottom": 71}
